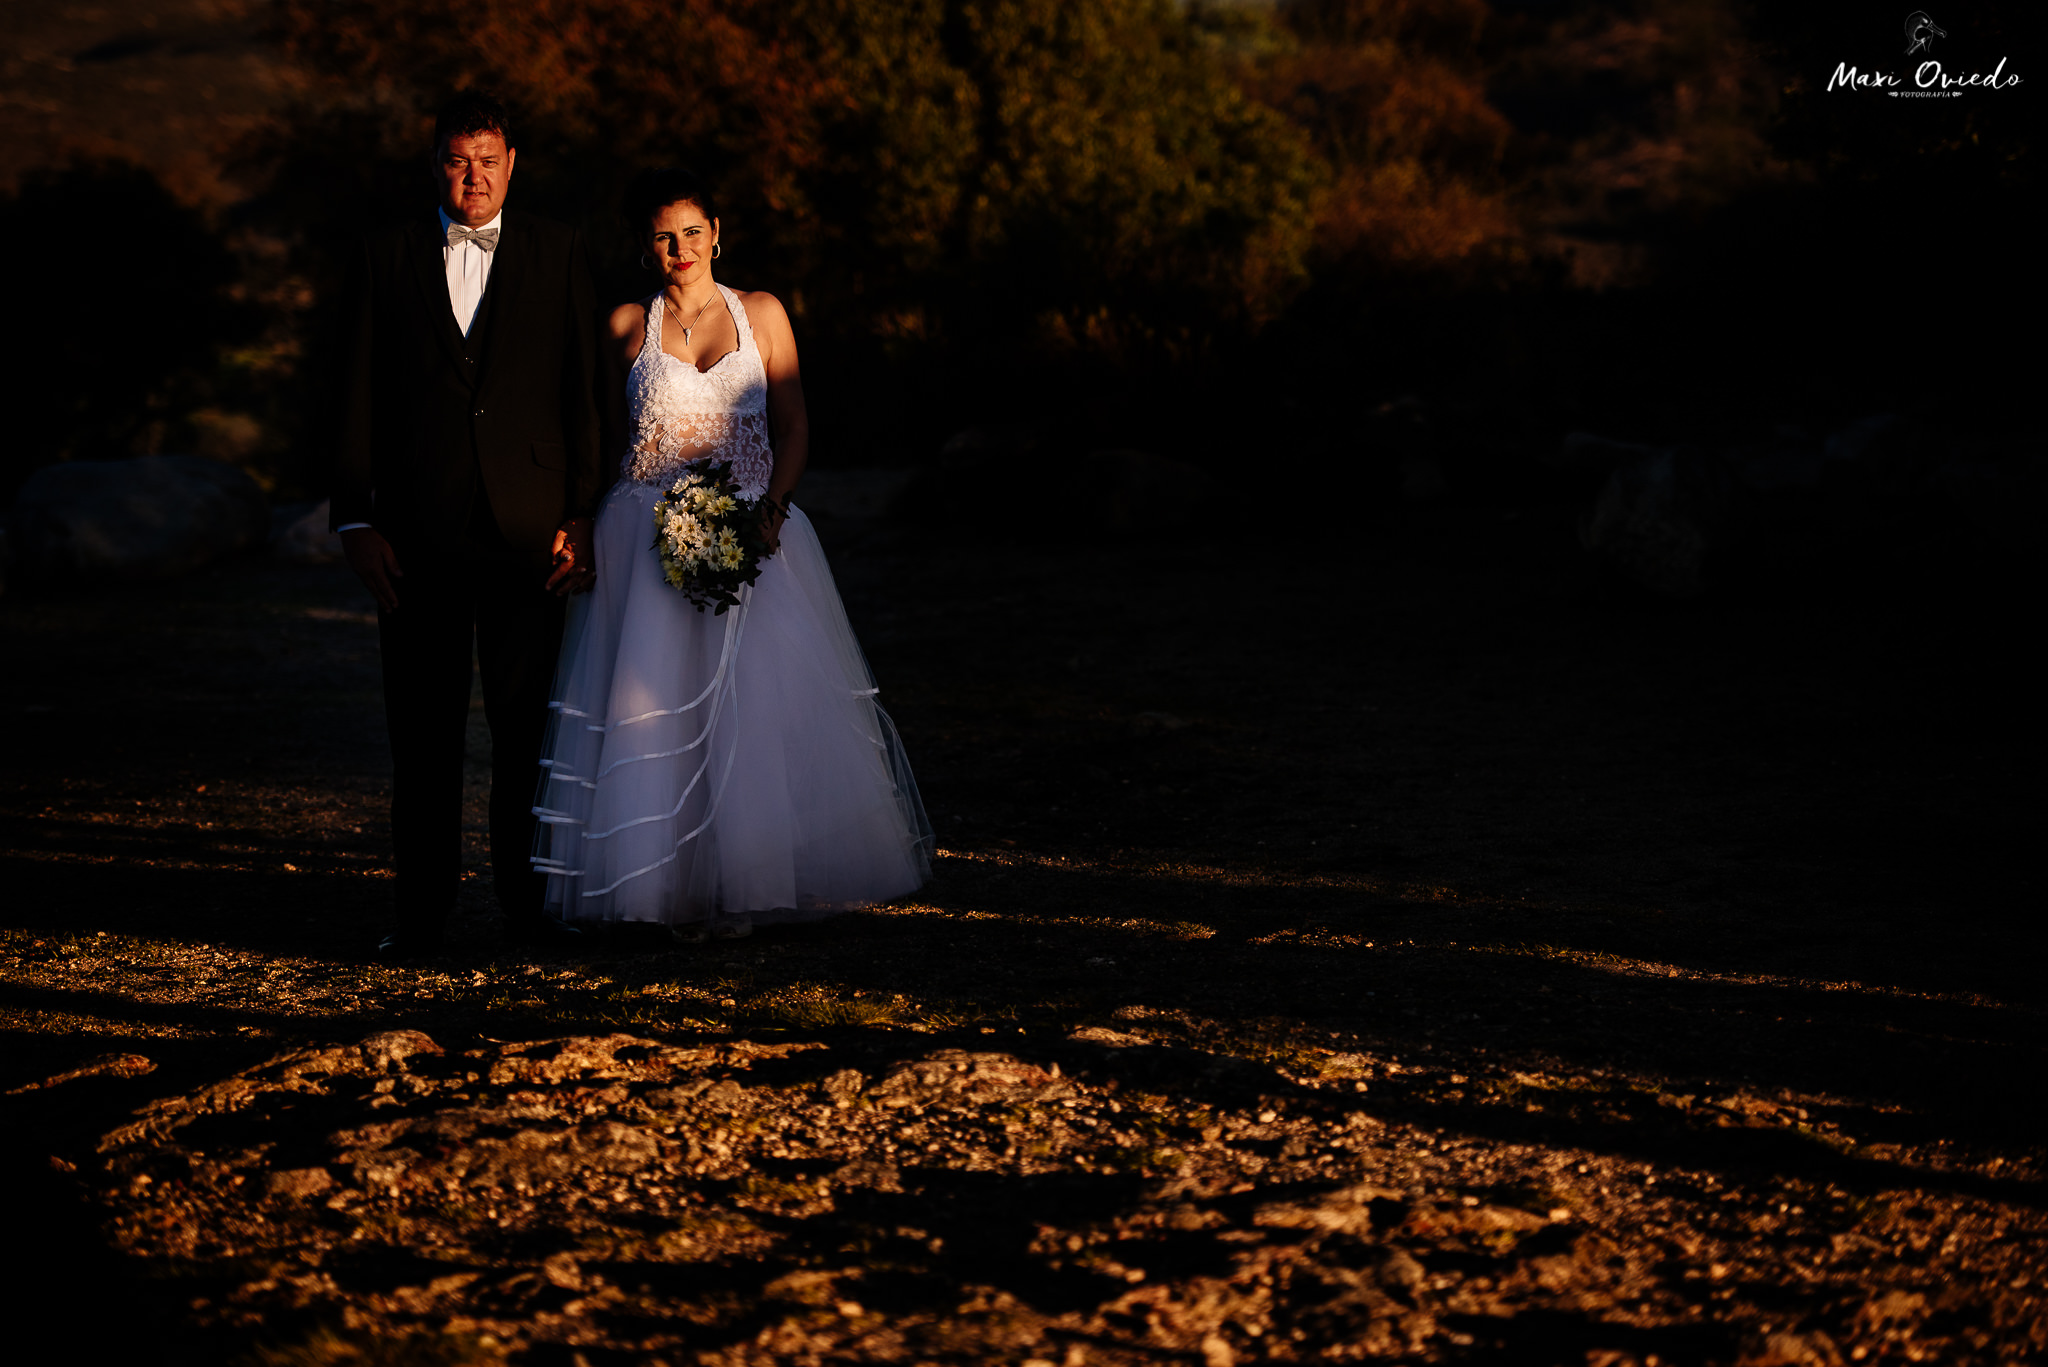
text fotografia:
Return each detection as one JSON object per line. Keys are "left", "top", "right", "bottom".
{"left": 1828, "top": 57, "right": 2021, "bottom": 95}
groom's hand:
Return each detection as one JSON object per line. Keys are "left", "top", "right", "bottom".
{"left": 547, "top": 518, "right": 596, "bottom": 597}
{"left": 341, "top": 527, "right": 403, "bottom": 613}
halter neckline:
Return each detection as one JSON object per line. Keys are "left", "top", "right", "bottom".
{"left": 647, "top": 283, "right": 747, "bottom": 376}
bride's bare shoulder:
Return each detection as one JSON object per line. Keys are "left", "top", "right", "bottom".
{"left": 608, "top": 300, "right": 649, "bottom": 361}
{"left": 734, "top": 289, "right": 791, "bottom": 330}
{"left": 734, "top": 290, "right": 796, "bottom": 365}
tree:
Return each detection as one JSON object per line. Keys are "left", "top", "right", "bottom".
{"left": 275, "top": 0, "right": 1323, "bottom": 353}
{"left": 1244, "top": 0, "right": 1519, "bottom": 278}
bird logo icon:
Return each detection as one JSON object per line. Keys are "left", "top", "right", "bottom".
{"left": 1905, "top": 11, "right": 1947, "bottom": 55}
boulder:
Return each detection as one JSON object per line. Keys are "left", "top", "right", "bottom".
{"left": 1722, "top": 431, "right": 1827, "bottom": 492}
{"left": 1089, "top": 448, "right": 1218, "bottom": 531}
{"left": 271, "top": 498, "right": 345, "bottom": 564}
{"left": 907, "top": 429, "right": 1217, "bottom": 538}
{"left": 896, "top": 427, "right": 1028, "bottom": 535}
{"left": 1562, "top": 416, "right": 2041, "bottom": 595}
{"left": 1553, "top": 430, "right": 1662, "bottom": 476}
{"left": 790, "top": 470, "right": 915, "bottom": 521}
{"left": 1577, "top": 443, "right": 1727, "bottom": 597}
{"left": 1817, "top": 416, "right": 2040, "bottom": 561}
{"left": 1926, "top": 451, "right": 2040, "bottom": 561}
{"left": 1374, "top": 396, "right": 1445, "bottom": 502}
{"left": 1823, "top": 412, "right": 1904, "bottom": 464}
{"left": 7, "top": 455, "right": 268, "bottom": 584}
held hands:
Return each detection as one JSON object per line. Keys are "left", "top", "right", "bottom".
{"left": 341, "top": 527, "right": 403, "bottom": 613}
{"left": 547, "top": 518, "right": 597, "bottom": 596}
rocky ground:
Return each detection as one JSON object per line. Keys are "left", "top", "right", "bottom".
{"left": 2, "top": 503, "right": 2042, "bottom": 1365}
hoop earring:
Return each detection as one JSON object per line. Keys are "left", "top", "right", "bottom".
{"left": 639, "top": 254, "right": 656, "bottom": 271}
{"left": 711, "top": 243, "right": 722, "bottom": 259}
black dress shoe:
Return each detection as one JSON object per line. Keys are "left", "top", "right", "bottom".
{"left": 374, "top": 929, "right": 445, "bottom": 961}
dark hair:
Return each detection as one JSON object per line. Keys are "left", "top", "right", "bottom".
{"left": 623, "top": 166, "right": 720, "bottom": 233}
{"left": 434, "top": 90, "right": 514, "bottom": 151}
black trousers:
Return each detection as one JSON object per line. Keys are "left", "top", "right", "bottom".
{"left": 378, "top": 529, "right": 565, "bottom": 932}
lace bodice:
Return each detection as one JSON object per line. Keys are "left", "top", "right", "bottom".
{"left": 624, "top": 284, "right": 773, "bottom": 498}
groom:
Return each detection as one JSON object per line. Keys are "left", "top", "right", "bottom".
{"left": 332, "top": 91, "right": 603, "bottom": 958}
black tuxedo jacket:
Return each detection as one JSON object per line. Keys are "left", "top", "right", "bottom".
{"left": 331, "top": 210, "right": 603, "bottom": 560}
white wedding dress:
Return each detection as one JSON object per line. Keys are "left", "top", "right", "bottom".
{"left": 531, "top": 285, "right": 931, "bottom": 929}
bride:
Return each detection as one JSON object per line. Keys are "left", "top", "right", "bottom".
{"left": 531, "top": 166, "right": 931, "bottom": 940}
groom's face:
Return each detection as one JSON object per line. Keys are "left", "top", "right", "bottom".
{"left": 435, "top": 130, "right": 515, "bottom": 227}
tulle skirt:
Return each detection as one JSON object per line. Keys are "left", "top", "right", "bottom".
{"left": 532, "top": 478, "right": 931, "bottom": 927}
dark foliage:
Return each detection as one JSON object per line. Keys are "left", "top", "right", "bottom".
{"left": 3, "top": 0, "right": 2031, "bottom": 506}
{"left": 0, "top": 164, "right": 251, "bottom": 500}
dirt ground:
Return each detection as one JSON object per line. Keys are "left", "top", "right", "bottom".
{"left": 1, "top": 500, "right": 2041, "bottom": 1366}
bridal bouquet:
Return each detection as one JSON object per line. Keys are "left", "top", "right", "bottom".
{"left": 651, "top": 462, "right": 771, "bottom": 614}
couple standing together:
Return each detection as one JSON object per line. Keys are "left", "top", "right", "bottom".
{"left": 333, "top": 93, "right": 931, "bottom": 959}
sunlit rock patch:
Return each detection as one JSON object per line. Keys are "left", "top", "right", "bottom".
{"left": 91, "top": 1030, "right": 2045, "bottom": 1365}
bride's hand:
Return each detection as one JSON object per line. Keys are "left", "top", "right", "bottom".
{"left": 759, "top": 501, "right": 787, "bottom": 555}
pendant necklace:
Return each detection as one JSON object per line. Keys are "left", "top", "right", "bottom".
{"left": 666, "top": 292, "right": 714, "bottom": 346}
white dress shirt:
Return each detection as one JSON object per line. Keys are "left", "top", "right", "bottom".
{"left": 439, "top": 205, "right": 502, "bottom": 337}
{"left": 336, "top": 210, "right": 504, "bottom": 534}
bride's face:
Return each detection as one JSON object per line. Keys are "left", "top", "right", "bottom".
{"left": 647, "top": 200, "right": 718, "bottom": 289}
